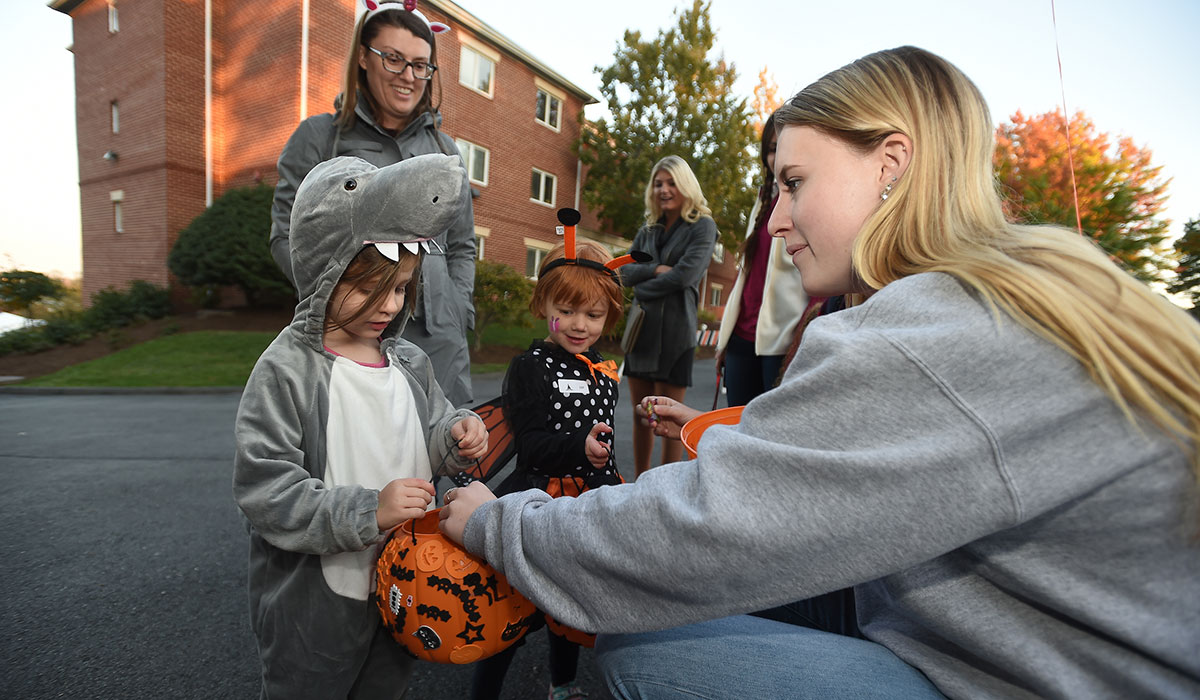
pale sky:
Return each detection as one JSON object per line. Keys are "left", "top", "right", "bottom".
{"left": 3, "top": 0, "right": 1197, "bottom": 280}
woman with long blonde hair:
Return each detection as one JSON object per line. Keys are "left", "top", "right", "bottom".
{"left": 620, "top": 155, "right": 719, "bottom": 476}
{"left": 440, "top": 46, "right": 1200, "bottom": 699}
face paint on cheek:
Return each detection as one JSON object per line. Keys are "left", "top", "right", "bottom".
{"left": 550, "top": 317, "right": 560, "bottom": 333}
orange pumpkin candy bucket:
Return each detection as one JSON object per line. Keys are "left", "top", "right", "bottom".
{"left": 680, "top": 406, "right": 745, "bottom": 459}
{"left": 375, "top": 508, "right": 538, "bottom": 664}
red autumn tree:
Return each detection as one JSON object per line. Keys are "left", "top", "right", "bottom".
{"left": 994, "top": 109, "right": 1172, "bottom": 282}
{"left": 750, "top": 66, "right": 782, "bottom": 137}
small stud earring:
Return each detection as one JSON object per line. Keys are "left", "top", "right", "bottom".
{"left": 881, "top": 176, "right": 897, "bottom": 201}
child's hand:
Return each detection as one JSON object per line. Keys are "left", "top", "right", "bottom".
{"left": 585, "top": 422, "right": 613, "bottom": 469}
{"left": 452, "top": 417, "right": 488, "bottom": 461}
{"left": 439, "top": 481, "right": 497, "bottom": 545}
{"left": 635, "top": 396, "right": 699, "bottom": 440}
{"left": 376, "top": 478, "right": 436, "bottom": 532}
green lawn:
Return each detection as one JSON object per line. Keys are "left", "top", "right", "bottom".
{"left": 17, "top": 318, "right": 622, "bottom": 388}
{"left": 19, "top": 331, "right": 278, "bottom": 387}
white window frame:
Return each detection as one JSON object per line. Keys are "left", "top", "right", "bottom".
{"left": 708, "top": 283, "right": 723, "bottom": 307}
{"left": 473, "top": 226, "right": 489, "bottom": 261}
{"left": 458, "top": 39, "right": 499, "bottom": 99}
{"left": 111, "top": 100, "right": 119, "bottom": 134}
{"left": 535, "top": 82, "right": 564, "bottom": 132}
{"left": 711, "top": 244, "right": 724, "bottom": 263}
{"left": 524, "top": 238, "right": 554, "bottom": 279}
{"left": 107, "top": 1, "right": 119, "bottom": 33}
{"left": 530, "top": 168, "right": 556, "bottom": 207}
{"left": 111, "top": 190, "right": 124, "bottom": 233}
{"left": 454, "top": 138, "right": 490, "bottom": 186}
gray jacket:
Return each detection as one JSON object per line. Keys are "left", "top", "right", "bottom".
{"left": 465, "top": 272, "right": 1200, "bottom": 699}
{"left": 237, "top": 155, "right": 479, "bottom": 696}
{"left": 270, "top": 99, "right": 476, "bottom": 405}
{"left": 619, "top": 216, "right": 718, "bottom": 375}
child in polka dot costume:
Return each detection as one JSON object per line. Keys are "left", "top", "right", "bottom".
{"left": 473, "top": 239, "right": 626, "bottom": 700}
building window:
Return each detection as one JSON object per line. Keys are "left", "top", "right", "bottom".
{"left": 535, "top": 89, "right": 561, "bottom": 130}
{"left": 111, "top": 190, "right": 125, "bottom": 233}
{"left": 708, "top": 284, "right": 723, "bottom": 307}
{"left": 459, "top": 46, "right": 495, "bottom": 97}
{"left": 111, "top": 101, "right": 119, "bottom": 134}
{"left": 530, "top": 169, "right": 556, "bottom": 207}
{"left": 473, "top": 227, "right": 489, "bottom": 261}
{"left": 711, "top": 244, "right": 724, "bottom": 263}
{"left": 455, "top": 138, "right": 489, "bottom": 186}
{"left": 525, "top": 246, "right": 550, "bottom": 278}
{"left": 107, "top": 1, "right": 119, "bottom": 33}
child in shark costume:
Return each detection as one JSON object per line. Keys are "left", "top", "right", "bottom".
{"left": 234, "top": 153, "right": 486, "bottom": 699}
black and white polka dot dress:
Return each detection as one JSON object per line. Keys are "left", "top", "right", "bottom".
{"left": 496, "top": 340, "right": 622, "bottom": 495}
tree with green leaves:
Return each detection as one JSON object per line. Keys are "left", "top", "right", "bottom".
{"left": 1167, "top": 217, "right": 1200, "bottom": 319}
{"left": 168, "top": 184, "right": 293, "bottom": 307}
{"left": 994, "top": 110, "right": 1173, "bottom": 282}
{"left": 576, "top": 0, "right": 757, "bottom": 252}
{"left": 0, "top": 269, "right": 62, "bottom": 317}
{"left": 472, "top": 259, "right": 533, "bottom": 351}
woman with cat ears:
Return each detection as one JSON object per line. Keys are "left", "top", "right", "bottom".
{"left": 270, "top": 0, "right": 479, "bottom": 407}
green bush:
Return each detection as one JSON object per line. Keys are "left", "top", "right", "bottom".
{"left": 0, "top": 325, "right": 54, "bottom": 355}
{"left": 84, "top": 281, "right": 171, "bottom": 331}
{"left": 168, "top": 184, "right": 293, "bottom": 307}
{"left": 472, "top": 259, "right": 534, "bottom": 351}
{"left": 0, "top": 280, "right": 170, "bottom": 357}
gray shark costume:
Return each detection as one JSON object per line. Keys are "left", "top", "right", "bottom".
{"left": 235, "top": 154, "right": 480, "bottom": 699}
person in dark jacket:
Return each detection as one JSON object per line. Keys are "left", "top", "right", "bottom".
{"left": 619, "top": 155, "right": 718, "bottom": 476}
{"left": 269, "top": 0, "right": 475, "bottom": 406}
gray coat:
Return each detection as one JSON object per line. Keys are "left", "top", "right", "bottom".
{"left": 619, "top": 216, "right": 719, "bottom": 377}
{"left": 270, "top": 99, "right": 476, "bottom": 405}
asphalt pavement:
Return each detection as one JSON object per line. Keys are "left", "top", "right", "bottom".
{"left": 0, "top": 356, "right": 721, "bottom": 700}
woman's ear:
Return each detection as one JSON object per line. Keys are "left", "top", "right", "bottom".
{"left": 357, "top": 45, "right": 369, "bottom": 72}
{"left": 878, "top": 133, "right": 913, "bottom": 185}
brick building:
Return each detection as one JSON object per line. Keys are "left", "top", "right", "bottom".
{"left": 51, "top": 0, "right": 736, "bottom": 316}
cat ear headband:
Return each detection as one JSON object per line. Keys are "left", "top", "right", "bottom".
{"left": 540, "top": 208, "right": 650, "bottom": 281}
{"left": 361, "top": 0, "right": 450, "bottom": 35}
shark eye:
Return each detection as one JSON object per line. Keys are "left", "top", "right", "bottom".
{"left": 344, "top": 179, "right": 357, "bottom": 191}
{"left": 431, "top": 195, "right": 439, "bottom": 203}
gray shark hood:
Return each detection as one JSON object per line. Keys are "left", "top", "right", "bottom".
{"left": 287, "top": 153, "right": 467, "bottom": 351}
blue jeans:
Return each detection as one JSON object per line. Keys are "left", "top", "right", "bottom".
{"left": 595, "top": 615, "right": 947, "bottom": 700}
{"left": 722, "top": 334, "right": 785, "bottom": 407}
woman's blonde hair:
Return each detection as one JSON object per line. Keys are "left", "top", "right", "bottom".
{"left": 643, "top": 155, "right": 712, "bottom": 227}
{"left": 336, "top": 7, "right": 442, "bottom": 131}
{"left": 775, "top": 45, "right": 1200, "bottom": 479}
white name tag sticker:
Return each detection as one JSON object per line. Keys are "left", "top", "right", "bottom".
{"left": 557, "top": 379, "right": 588, "bottom": 396}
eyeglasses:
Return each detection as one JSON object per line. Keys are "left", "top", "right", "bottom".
{"left": 365, "top": 46, "right": 437, "bottom": 80}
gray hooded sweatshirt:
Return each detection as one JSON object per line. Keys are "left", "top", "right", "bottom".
{"left": 465, "top": 272, "right": 1200, "bottom": 699}
{"left": 235, "top": 154, "right": 479, "bottom": 698}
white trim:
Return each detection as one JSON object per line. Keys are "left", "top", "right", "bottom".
{"left": 534, "top": 79, "right": 564, "bottom": 132}
{"left": 204, "top": 0, "right": 212, "bottom": 206}
{"left": 300, "top": 0, "right": 310, "bottom": 120}
{"left": 454, "top": 138, "right": 490, "bottom": 186}
{"left": 473, "top": 226, "right": 489, "bottom": 260}
{"left": 458, "top": 44, "right": 496, "bottom": 98}
{"left": 523, "top": 238, "right": 555, "bottom": 279}
{"left": 530, "top": 168, "right": 556, "bottom": 207}
{"left": 110, "top": 100, "right": 119, "bottom": 133}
